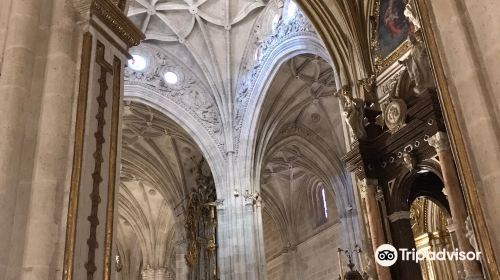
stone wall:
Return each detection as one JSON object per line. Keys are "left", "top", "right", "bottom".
{"left": 424, "top": 0, "right": 500, "bottom": 267}
{"left": 264, "top": 218, "right": 345, "bottom": 280}
{"left": 263, "top": 190, "right": 346, "bottom": 280}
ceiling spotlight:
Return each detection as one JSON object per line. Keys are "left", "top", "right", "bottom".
{"left": 127, "top": 54, "right": 147, "bottom": 71}
{"left": 164, "top": 71, "right": 178, "bottom": 84}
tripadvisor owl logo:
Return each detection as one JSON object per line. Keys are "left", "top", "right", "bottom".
{"left": 375, "top": 244, "right": 398, "bottom": 267}
{"left": 374, "top": 244, "right": 482, "bottom": 267}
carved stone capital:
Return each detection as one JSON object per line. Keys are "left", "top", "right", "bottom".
{"left": 388, "top": 211, "right": 411, "bottom": 222}
{"left": 362, "top": 178, "right": 378, "bottom": 187}
{"left": 67, "top": 0, "right": 92, "bottom": 18}
{"left": 362, "top": 178, "right": 379, "bottom": 194}
{"left": 427, "top": 131, "right": 450, "bottom": 152}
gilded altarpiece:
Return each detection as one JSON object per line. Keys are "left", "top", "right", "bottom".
{"left": 410, "top": 198, "right": 461, "bottom": 280}
{"left": 185, "top": 160, "right": 219, "bottom": 280}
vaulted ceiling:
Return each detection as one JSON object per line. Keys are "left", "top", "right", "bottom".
{"left": 117, "top": 102, "right": 211, "bottom": 277}
{"left": 119, "top": 0, "right": 370, "bottom": 276}
{"left": 256, "top": 54, "right": 349, "bottom": 245}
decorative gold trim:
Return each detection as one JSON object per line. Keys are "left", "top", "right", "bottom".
{"left": 90, "top": 19, "right": 132, "bottom": 59}
{"left": 85, "top": 40, "right": 110, "bottom": 279}
{"left": 63, "top": 32, "right": 93, "bottom": 280}
{"left": 370, "top": 0, "right": 412, "bottom": 73}
{"left": 414, "top": 0, "right": 500, "bottom": 278}
{"left": 90, "top": 0, "right": 144, "bottom": 48}
{"left": 103, "top": 57, "right": 122, "bottom": 280}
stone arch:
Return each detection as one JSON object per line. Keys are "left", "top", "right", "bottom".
{"left": 391, "top": 159, "right": 449, "bottom": 213}
{"left": 238, "top": 36, "right": 335, "bottom": 188}
{"left": 124, "top": 89, "right": 226, "bottom": 195}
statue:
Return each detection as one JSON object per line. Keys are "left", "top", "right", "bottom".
{"left": 399, "top": 33, "right": 435, "bottom": 95}
{"left": 465, "top": 216, "right": 479, "bottom": 252}
{"left": 357, "top": 75, "right": 376, "bottom": 103}
{"left": 399, "top": 2, "right": 435, "bottom": 96}
{"left": 339, "top": 87, "right": 367, "bottom": 140}
{"left": 404, "top": 0, "right": 421, "bottom": 31}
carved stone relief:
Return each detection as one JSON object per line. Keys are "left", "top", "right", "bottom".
{"left": 233, "top": 8, "right": 318, "bottom": 150}
{"left": 384, "top": 98, "right": 407, "bottom": 133}
{"left": 124, "top": 45, "right": 224, "bottom": 152}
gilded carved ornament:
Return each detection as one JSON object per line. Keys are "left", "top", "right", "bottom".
{"left": 68, "top": 0, "right": 144, "bottom": 47}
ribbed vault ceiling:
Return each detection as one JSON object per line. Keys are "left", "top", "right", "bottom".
{"left": 117, "top": 101, "right": 211, "bottom": 277}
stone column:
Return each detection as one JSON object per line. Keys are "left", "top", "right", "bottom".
{"left": 0, "top": 0, "right": 41, "bottom": 275}
{"left": 141, "top": 267, "right": 155, "bottom": 280}
{"left": 428, "top": 132, "right": 483, "bottom": 279}
{"left": 388, "top": 212, "right": 423, "bottom": 280}
{"left": 18, "top": 0, "right": 77, "bottom": 278}
{"left": 282, "top": 249, "right": 299, "bottom": 280}
{"left": 363, "top": 179, "right": 391, "bottom": 280}
{"left": 217, "top": 194, "right": 267, "bottom": 280}
{"left": 216, "top": 151, "right": 267, "bottom": 280}
{"left": 156, "top": 268, "right": 175, "bottom": 280}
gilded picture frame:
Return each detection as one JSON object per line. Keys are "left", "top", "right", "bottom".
{"left": 371, "top": 0, "right": 413, "bottom": 73}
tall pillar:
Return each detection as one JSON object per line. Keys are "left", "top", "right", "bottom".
{"left": 362, "top": 179, "right": 392, "bottom": 280}
{"left": 141, "top": 267, "right": 155, "bottom": 280}
{"left": 156, "top": 267, "right": 175, "bottom": 280}
{"left": 388, "top": 212, "right": 423, "bottom": 280}
{"left": 428, "top": 132, "right": 483, "bottom": 279}
{"left": 216, "top": 151, "right": 267, "bottom": 280}
{"left": 62, "top": 1, "right": 143, "bottom": 280}
{"left": 18, "top": 0, "right": 78, "bottom": 278}
{"left": 0, "top": 0, "right": 41, "bottom": 275}
{"left": 217, "top": 194, "right": 267, "bottom": 279}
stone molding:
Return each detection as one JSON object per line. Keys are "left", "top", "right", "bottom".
{"left": 233, "top": 10, "right": 320, "bottom": 151}
{"left": 124, "top": 44, "right": 224, "bottom": 153}
{"left": 388, "top": 211, "right": 411, "bottom": 223}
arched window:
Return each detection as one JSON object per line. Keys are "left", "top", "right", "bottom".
{"left": 321, "top": 186, "right": 328, "bottom": 219}
{"left": 310, "top": 183, "right": 329, "bottom": 227}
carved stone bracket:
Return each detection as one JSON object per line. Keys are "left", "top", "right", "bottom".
{"left": 427, "top": 131, "right": 450, "bottom": 153}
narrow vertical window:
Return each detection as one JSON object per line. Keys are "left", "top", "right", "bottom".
{"left": 321, "top": 187, "right": 328, "bottom": 219}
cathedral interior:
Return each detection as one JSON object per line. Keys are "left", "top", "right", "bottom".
{"left": 0, "top": 0, "right": 498, "bottom": 280}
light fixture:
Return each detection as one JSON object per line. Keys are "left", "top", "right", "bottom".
{"left": 164, "top": 71, "right": 178, "bottom": 84}
{"left": 127, "top": 54, "right": 147, "bottom": 71}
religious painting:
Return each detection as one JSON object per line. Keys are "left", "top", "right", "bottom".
{"left": 371, "top": 0, "right": 413, "bottom": 72}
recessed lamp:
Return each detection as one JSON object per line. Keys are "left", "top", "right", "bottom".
{"left": 164, "top": 71, "right": 178, "bottom": 84}
{"left": 128, "top": 54, "right": 147, "bottom": 71}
